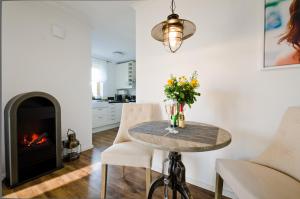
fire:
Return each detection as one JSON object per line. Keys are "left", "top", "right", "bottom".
{"left": 23, "top": 132, "right": 48, "bottom": 146}
{"left": 37, "top": 137, "right": 47, "bottom": 144}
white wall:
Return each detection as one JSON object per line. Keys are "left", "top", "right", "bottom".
{"left": 2, "top": 1, "right": 92, "bottom": 177}
{"left": 135, "top": 0, "right": 300, "bottom": 196}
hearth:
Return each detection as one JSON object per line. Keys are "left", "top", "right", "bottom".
{"left": 4, "top": 92, "right": 62, "bottom": 187}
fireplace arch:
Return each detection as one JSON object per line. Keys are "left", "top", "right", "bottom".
{"left": 5, "top": 92, "right": 62, "bottom": 187}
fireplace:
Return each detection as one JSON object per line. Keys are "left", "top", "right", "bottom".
{"left": 5, "top": 92, "right": 62, "bottom": 187}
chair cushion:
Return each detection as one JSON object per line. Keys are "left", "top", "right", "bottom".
{"left": 101, "top": 141, "right": 153, "bottom": 168}
{"left": 254, "top": 107, "right": 300, "bottom": 181}
{"left": 216, "top": 159, "right": 300, "bottom": 199}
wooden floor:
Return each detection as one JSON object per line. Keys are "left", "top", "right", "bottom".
{"left": 3, "top": 128, "right": 229, "bottom": 199}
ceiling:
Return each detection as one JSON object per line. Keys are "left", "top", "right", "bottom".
{"left": 57, "top": 1, "right": 136, "bottom": 63}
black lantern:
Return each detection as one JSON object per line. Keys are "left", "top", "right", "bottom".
{"left": 62, "top": 129, "right": 81, "bottom": 161}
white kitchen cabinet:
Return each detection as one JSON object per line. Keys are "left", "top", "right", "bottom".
{"left": 115, "top": 61, "right": 136, "bottom": 89}
{"left": 92, "top": 106, "right": 109, "bottom": 127}
{"left": 92, "top": 101, "right": 123, "bottom": 132}
{"left": 114, "top": 103, "right": 123, "bottom": 122}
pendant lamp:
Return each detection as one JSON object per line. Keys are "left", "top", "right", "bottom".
{"left": 151, "top": 0, "right": 196, "bottom": 53}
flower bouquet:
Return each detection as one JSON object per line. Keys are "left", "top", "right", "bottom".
{"left": 164, "top": 71, "right": 200, "bottom": 131}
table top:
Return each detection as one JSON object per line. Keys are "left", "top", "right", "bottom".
{"left": 128, "top": 121, "right": 231, "bottom": 152}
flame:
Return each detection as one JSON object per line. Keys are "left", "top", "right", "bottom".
{"left": 23, "top": 132, "right": 48, "bottom": 146}
{"left": 31, "top": 133, "right": 39, "bottom": 141}
{"left": 37, "top": 137, "right": 47, "bottom": 144}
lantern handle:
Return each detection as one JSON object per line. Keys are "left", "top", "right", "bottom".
{"left": 67, "top": 128, "right": 76, "bottom": 136}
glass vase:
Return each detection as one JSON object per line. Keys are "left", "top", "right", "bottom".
{"left": 164, "top": 99, "right": 179, "bottom": 134}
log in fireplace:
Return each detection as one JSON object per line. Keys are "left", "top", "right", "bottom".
{"left": 4, "top": 92, "right": 62, "bottom": 187}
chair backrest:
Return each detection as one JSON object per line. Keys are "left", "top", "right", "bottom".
{"left": 113, "top": 103, "right": 162, "bottom": 144}
{"left": 254, "top": 107, "right": 300, "bottom": 181}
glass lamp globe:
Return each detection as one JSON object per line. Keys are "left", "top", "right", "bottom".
{"left": 163, "top": 18, "right": 184, "bottom": 53}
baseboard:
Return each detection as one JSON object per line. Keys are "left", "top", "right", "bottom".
{"left": 151, "top": 164, "right": 235, "bottom": 198}
{"left": 92, "top": 123, "right": 119, "bottom": 133}
{"left": 185, "top": 175, "right": 235, "bottom": 198}
{"left": 81, "top": 144, "right": 94, "bottom": 152}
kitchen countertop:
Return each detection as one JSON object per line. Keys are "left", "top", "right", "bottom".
{"left": 92, "top": 100, "right": 136, "bottom": 103}
{"left": 108, "top": 100, "right": 136, "bottom": 103}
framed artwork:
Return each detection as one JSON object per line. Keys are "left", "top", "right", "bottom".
{"left": 264, "top": 0, "right": 300, "bottom": 69}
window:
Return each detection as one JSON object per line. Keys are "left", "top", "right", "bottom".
{"left": 91, "top": 59, "right": 107, "bottom": 98}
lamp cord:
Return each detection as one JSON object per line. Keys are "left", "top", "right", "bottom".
{"left": 170, "top": 0, "right": 176, "bottom": 14}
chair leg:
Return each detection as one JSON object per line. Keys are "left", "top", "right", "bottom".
{"left": 101, "top": 164, "right": 108, "bottom": 199}
{"left": 145, "top": 168, "right": 151, "bottom": 198}
{"left": 215, "top": 173, "right": 224, "bottom": 199}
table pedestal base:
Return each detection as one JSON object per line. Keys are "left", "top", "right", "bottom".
{"left": 148, "top": 152, "right": 192, "bottom": 199}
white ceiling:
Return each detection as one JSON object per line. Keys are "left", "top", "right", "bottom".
{"left": 57, "top": 1, "right": 136, "bottom": 63}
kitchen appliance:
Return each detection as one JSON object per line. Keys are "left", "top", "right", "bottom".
{"left": 115, "top": 94, "right": 123, "bottom": 102}
{"left": 130, "top": 95, "right": 136, "bottom": 101}
{"left": 107, "top": 97, "right": 115, "bottom": 102}
{"left": 116, "top": 89, "right": 129, "bottom": 95}
{"left": 115, "top": 89, "right": 129, "bottom": 102}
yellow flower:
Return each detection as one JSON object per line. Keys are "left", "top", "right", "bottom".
{"left": 179, "top": 76, "right": 187, "bottom": 82}
{"left": 167, "top": 79, "right": 174, "bottom": 86}
{"left": 190, "top": 79, "right": 199, "bottom": 88}
{"left": 178, "top": 76, "right": 187, "bottom": 86}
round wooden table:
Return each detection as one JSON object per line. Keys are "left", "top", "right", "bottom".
{"left": 128, "top": 120, "right": 231, "bottom": 199}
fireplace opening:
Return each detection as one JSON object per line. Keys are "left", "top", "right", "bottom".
{"left": 17, "top": 97, "right": 57, "bottom": 182}
{"left": 5, "top": 92, "right": 62, "bottom": 187}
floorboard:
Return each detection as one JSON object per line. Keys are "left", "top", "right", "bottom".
{"left": 2, "top": 128, "right": 230, "bottom": 199}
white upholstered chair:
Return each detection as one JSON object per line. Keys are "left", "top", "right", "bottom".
{"left": 100, "top": 103, "right": 162, "bottom": 199}
{"left": 215, "top": 107, "right": 300, "bottom": 199}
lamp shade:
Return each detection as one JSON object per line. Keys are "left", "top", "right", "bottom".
{"left": 152, "top": 14, "right": 196, "bottom": 53}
